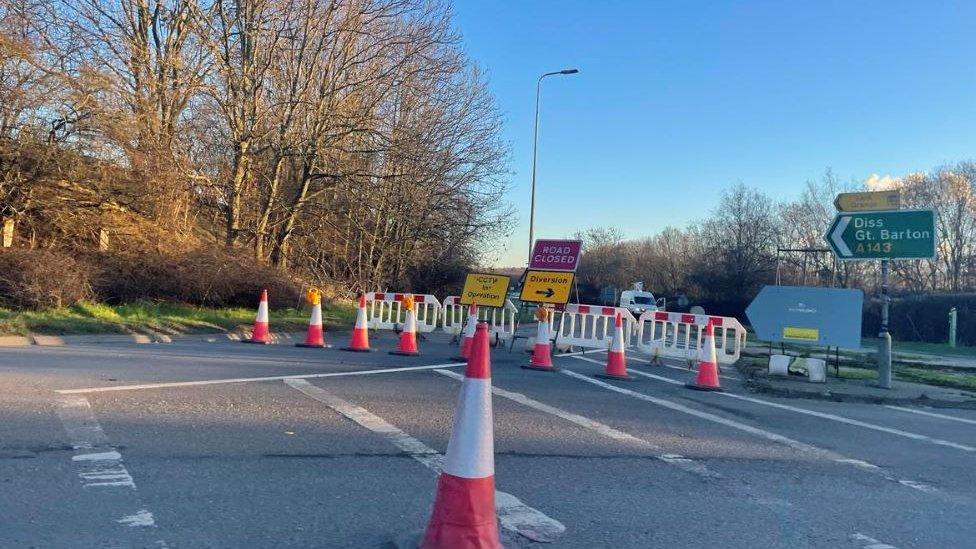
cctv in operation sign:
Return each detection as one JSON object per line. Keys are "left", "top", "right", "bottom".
{"left": 530, "top": 239, "right": 582, "bottom": 272}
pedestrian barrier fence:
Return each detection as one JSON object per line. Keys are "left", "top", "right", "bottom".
{"left": 442, "top": 296, "right": 519, "bottom": 344}
{"left": 365, "top": 292, "right": 441, "bottom": 333}
{"left": 635, "top": 311, "right": 747, "bottom": 364}
{"left": 554, "top": 304, "right": 639, "bottom": 350}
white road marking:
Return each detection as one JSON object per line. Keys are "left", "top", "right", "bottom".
{"left": 56, "top": 395, "right": 166, "bottom": 542}
{"left": 622, "top": 365, "right": 976, "bottom": 453}
{"left": 561, "top": 366, "right": 939, "bottom": 494}
{"left": 284, "top": 378, "right": 565, "bottom": 543}
{"left": 884, "top": 405, "right": 976, "bottom": 426}
{"left": 851, "top": 532, "right": 898, "bottom": 548}
{"left": 57, "top": 362, "right": 466, "bottom": 394}
{"left": 435, "top": 369, "right": 717, "bottom": 478}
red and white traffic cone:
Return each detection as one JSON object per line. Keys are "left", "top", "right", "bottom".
{"left": 687, "top": 323, "right": 722, "bottom": 391}
{"left": 390, "top": 295, "right": 420, "bottom": 356}
{"left": 341, "top": 293, "right": 372, "bottom": 352}
{"left": 523, "top": 307, "right": 556, "bottom": 372}
{"left": 420, "top": 322, "right": 501, "bottom": 549}
{"left": 595, "top": 313, "right": 631, "bottom": 380}
{"left": 244, "top": 289, "right": 271, "bottom": 344}
{"left": 452, "top": 304, "right": 478, "bottom": 361}
{"left": 296, "top": 289, "right": 327, "bottom": 348}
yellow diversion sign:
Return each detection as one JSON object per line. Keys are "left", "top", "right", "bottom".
{"left": 520, "top": 270, "right": 574, "bottom": 304}
{"left": 460, "top": 273, "right": 511, "bottom": 308}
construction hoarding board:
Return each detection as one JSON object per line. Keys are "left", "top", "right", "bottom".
{"left": 520, "top": 270, "right": 575, "bottom": 304}
{"left": 745, "top": 285, "right": 863, "bottom": 349}
{"left": 833, "top": 190, "right": 901, "bottom": 212}
{"left": 529, "top": 239, "right": 582, "bottom": 272}
{"left": 459, "top": 273, "right": 511, "bottom": 308}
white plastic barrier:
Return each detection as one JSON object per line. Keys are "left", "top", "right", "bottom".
{"left": 365, "top": 292, "right": 441, "bottom": 333}
{"left": 635, "top": 311, "right": 747, "bottom": 365}
{"left": 441, "top": 296, "right": 519, "bottom": 344}
{"left": 554, "top": 304, "right": 639, "bottom": 350}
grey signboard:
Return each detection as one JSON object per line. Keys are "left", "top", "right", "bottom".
{"left": 745, "top": 285, "right": 863, "bottom": 349}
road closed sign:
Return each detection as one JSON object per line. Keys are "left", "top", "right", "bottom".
{"left": 520, "top": 270, "right": 574, "bottom": 304}
{"left": 459, "top": 273, "right": 511, "bottom": 308}
{"left": 530, "top": 239, "right": 582, "bottom": 271}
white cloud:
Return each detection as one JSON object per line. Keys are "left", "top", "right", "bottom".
{"left": 863, "top": 173, "right": 901, "bottom": 190}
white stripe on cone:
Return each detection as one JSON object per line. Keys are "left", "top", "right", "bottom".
{"left": 443, "top": 377, "right": 494, "bottom": 478}
{"left": 308, "top": 303, "right": 322, "bottom": 326}
{"left": 256, "top": 298, "right": 269, "bottom": 323}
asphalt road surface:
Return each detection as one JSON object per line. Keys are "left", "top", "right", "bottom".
{"left": 2, "top": 331, "right": 975, "bottom": 548}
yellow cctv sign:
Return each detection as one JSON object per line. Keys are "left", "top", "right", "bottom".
{"left": 520, "top": 270, "right": 574, "bottom": 304}
{"left": 460, "top": 273, "right": 511, "bottom": 308}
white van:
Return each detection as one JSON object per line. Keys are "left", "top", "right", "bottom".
{"left": 619, "top": 289, "right": 663, "bottom": 317}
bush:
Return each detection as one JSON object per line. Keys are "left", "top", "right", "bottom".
{"left": 863, "top": 293, "right": 976, "bottom": 345}
{"left": 91, "top": 249, "right": 303, "bottom": 308}
{"left": 0, "top": 249, "right": 93, "bottom": 309}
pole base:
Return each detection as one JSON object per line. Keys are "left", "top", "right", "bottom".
{"left": 389, "top": 350, "right": 420, "bottom": 357}
{"left": 595, "top": 372, "right": 634, "bottom": 381}
{"left": 295, "top": 343, "right": 330, "bottom": 349}
{"left": 522, "top": 364, "right": 558, "bottom": 372}
{"left": 340, "top": 347, "right": 372, "bottom": 353}
{"left": 685, "top": 383, "right": 723, "bottom": 392}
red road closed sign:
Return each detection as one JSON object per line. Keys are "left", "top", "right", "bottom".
{"left": 530, "top": 239, "right": 582, "bottom": 272}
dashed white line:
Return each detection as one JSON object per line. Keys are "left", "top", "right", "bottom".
{"left": 56, "top": 362, "right": 467, "bottom": 394}
{"left": 622, "top": 364, "right": 976, "bottom": 453}
{"left": 434, "top": 369, "right": 718, "bottom": 479}
{"left": 884, "top": 405, "right": 976, "bottom": 426}
{"left": 851, "top": 532, "right": 898, "bottom": 548}
{"left": 561, "top": 363, "right": 939, "bottom": 494}
{"left": 283, "top": 378, "right": 565, "bottom": 543}
{"left": 56, "top": 395, "right": 165, "bottom": 542}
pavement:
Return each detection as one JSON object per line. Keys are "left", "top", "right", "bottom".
{"left": 2, "top": 331, "right": 976, "bottom": 548}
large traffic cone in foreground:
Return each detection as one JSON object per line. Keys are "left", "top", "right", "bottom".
{"left": 296, "top": 288, "right": 328, "bottom": 348}
{"left": 390, "top": 295, "right": 420, "bottom": 356}
{"left": 687, "top": 323, "right": 722, "bottom": 391}
{"left": 595, "top": 313, "right": 631, "bottom": 380}
{"left": 523, "top": 306, "right": 556, "bottom": 372}
{"left": 420, "top": 323, "right": 501, "bottom": 549}
{"left": 341, "top": 293, "right": 372, "bottom": 352}
{"left": 244, "top": 289, "right": 271, "bottom": 344}
{"left": 452, "top": 304, "right": 478, "bottom": 361}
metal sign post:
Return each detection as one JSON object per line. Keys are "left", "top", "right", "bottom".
{"left": 878, "top": 259, "right": 892, "bottom": 389}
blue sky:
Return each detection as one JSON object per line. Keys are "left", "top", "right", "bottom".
{"left": 451, "top": 1, "right": 976, "bottom": 266}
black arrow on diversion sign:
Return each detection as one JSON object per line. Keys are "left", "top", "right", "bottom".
{"left": 535, "top": 288, "right": 556, "bottom": 298}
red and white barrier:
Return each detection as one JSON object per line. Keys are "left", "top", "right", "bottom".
{"left": 635, "top": 311, "right": 747, "bottom": 365}
{"left": 553, "top": 304, "right": 638, "bottom": 351}
{"left": 441, "top": 296, "right": 518, "bottom": 344}
{"left": 365, "top": 292, "right": 440, "bottom": 333}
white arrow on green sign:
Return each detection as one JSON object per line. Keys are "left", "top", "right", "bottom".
{"left": 825, "top": 209, "right": 936, "bottom": 260}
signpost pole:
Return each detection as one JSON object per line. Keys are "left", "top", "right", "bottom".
{"left": 877, "top": 259, "right": 892, "bottom": 389}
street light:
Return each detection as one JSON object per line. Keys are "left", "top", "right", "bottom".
{"left": 528, "top": 68, "right": 579, "bottom": 264}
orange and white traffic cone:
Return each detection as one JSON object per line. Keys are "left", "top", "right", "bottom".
{"left": 390, "top": 295, "right": 420, "bottom": 356}
{"left": 595, "top": 313, "right": 631, "bottom": 380}
{"left": 687, "top": 323, "right": 722, "bottom": 391}
{"left": 452, "top": 304, "right": 478, "bottom": 361}
{"left": 420, "top": 322, "right": 501, "bottom": 549}
{"left": 523, "top": 306, "right": 556, "bottom": 372}
{"left": 244, "top": 289, "right": 271, "bottom": 344}
{"left": 296, "top": 288, "right": 328, "bottom": 348}
{"left": 341, "top": 293, "right": 372, "bottom": 352}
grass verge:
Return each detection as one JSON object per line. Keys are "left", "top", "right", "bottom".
{"left": 0, "top": 301, "right": 358, "bottom": 337}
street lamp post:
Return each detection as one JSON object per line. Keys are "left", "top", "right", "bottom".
{"left": 528, "top": 68, "right": 578, "bottom": 264}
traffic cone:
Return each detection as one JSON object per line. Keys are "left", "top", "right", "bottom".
{"left": 296, "top": 288, "right": 328, "bottom": 348}
{"left": 595, "top": 313, "right": 631, "bottom": 380}
{"left": 687, "top": 323, "right": 722, "bottom": 391}
{"left": 522, "top": 306, "right": 556, "bottom": 372}
{"left": 390, "top": 295, "right": 420, "bottom": 356}
{"left": 420, "top": 323, "right": 501, "bottom": 549}
{"left": 341, "top": 293, "right": 372, "bottom": 352}
{"left": 452, "top": 304, "right": 478, "bottom": 361}
{"left": 244, "top": 289, "right": 270, "bottom": 344}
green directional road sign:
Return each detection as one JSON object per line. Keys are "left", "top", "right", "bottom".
{"left": 825, "top": 209, "right": 936, "bottom": 260}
